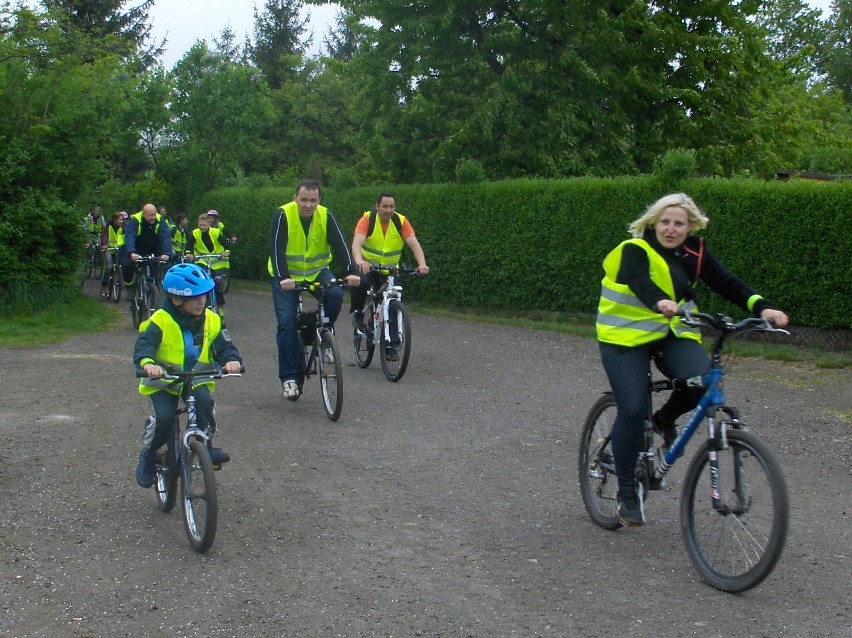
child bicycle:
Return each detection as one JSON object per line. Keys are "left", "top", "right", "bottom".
{"left": 135, "top": 365, "right": 244, "bottom": 553}
{"left": 353, "top": 265, "right": 418, "bottom": 382}
{"left": 294, "top": 280, "right": 345, "bottom": 421}
{"left": 578, "top": 311, "right": 790, "bottom": 592}
{"left": 130, "top": 255, "right": 162, "bottom": 328}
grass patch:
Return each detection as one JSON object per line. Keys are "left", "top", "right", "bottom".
{"left": 0, "top": 293, "right": 122, "bottom": 347}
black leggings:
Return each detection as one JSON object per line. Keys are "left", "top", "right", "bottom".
{"left": 599, "top": 334, "right": 710, "bottom": 490}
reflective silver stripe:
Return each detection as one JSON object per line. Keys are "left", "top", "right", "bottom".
{"left": 596, "top": 313, "right": 669, "bottom": 333}
{"left": 600, "top": 286, "right": 648, "bottom": 309}
{"left": 363, "top": 246, "right": 402, "bottom": 259}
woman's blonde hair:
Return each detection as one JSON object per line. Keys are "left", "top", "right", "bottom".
{"left": 628, "top": 193, "right": 709, "bottom": 238}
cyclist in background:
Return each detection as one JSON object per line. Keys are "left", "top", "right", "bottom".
{"left": 121, "top": 203, "right": 172, "bottom": 303}
{"left": 158, "top": 206, "right": 175, "bottom": 234}
{"left": 595, "top": 192, "right": 789, "bottom": 527}
{"left": 82, "top": 205, "right": 106, "bottom": 258}
{"left": 99, "top": 211, "right": 126, "bottom": 298}
{"left": 268, "top": 179, "right": 360, "bottom": 400}
{"left": 170, "top": 212, "right": 190, "bottom": 266}
{"left": 185, "top": 213, "right": 232, "bottom": 316}
{"left": 133, "top": 263, "right": 242, "bottom": 488}
{"left": 349, "top": 192, "right": 430, "bottom": 360}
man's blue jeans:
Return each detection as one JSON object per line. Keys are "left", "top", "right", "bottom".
{"left": 272, "top": 269, "right": 343, "bottom": 383}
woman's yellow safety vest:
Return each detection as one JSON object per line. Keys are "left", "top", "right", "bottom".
{"left": 108, "top": 225, "right": 124, "bottom": 248}
{"left": 266, "top": 202, "right": 332, "bottom": 282}
{"left": 138, "top": 309, "right": 222, "bottom": 395}
{"left": 192, "top": 228, "right": 228, "bottom": 271}
{"left": 361, "top": 211, "right": 406, "bottom": 267}
{"left": 596, "top": 239, "right": 700, "bottom": 347}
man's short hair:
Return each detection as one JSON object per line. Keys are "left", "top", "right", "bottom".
{"left": 296, "top": 179, "right": 322, "bottom": 196}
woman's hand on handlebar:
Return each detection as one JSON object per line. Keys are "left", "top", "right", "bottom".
{"left": 760, "top": 308, "right": 789, "bottom": 328}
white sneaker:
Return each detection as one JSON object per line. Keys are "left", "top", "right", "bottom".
{"left": 282, "top": 379, "right": 300, "bottom": 401}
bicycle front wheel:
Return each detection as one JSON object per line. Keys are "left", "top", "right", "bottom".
{"left": 111, "top": 272, "right": 122, "bottom": 303}
{"left": 84, "top": 251, "right": 94, "bottom": 278}
{"left": 130, "top": 291, "right": 142, "bottom": 328}
{"left": 354, "top": 302, "right": 375, "bottom": 368}
{"left": 380, "top": 300, "right": 411, "bottom": 382}
{"left": 681, "top": 428, "right": 789, "bottom": 592}
{"left": 93, "top": 252, "right": 104, "bottom": 281}
{"left": 155, "top": 439, "right": 178, "bottom": 513}
{"left": 319, "top": 330, "right": 343, "bottom": 421}
{"left": 145, "top": 282, "right": 160, "bottom": 319}
{"left": 181, "top": 439, "right": 218, "bottom": 553}
{"left": 578, "top": 394, "right": 622, "bottom": 530}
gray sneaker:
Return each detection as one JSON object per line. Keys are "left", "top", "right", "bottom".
{"left": 282, "top": 379, "right": 300, "bottom": 401}
{"left": 616, "top": 484, "right": 645, "bottom": 527}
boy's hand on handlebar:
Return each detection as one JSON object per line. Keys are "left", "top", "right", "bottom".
{"left": 760, "top": 309, "right": 789, "bottom": 328}
{"left": 222, "top": 361, "right": 242, "bottom": 374}
{"left": 143, "top": 363, "right": 164, "bottom": 379}
{"left": 656, "top": 299, "right": 678, "bottom": 318}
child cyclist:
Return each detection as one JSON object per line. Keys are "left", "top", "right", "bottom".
{"left": 185, "top": 212, "right": 232, "bottom": 316}
{"left": 133, "top": 263, "right": 243, "bottom": 488}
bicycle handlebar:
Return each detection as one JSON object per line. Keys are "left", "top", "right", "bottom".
{"left": 135, "top": 364, "right": 245, "bottom": 380}
{"left": 677, "top": 310, "right": 790, "bottom": 336}
{"left": 294, "top": 279, "right": 349, "bottom": 293}
{"left": 192, "top": 253, "right": 230, "bottom": 261}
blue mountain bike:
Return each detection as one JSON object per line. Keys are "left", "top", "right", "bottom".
{"left": 579, "top": 312, "right": 790, "bottom": 592}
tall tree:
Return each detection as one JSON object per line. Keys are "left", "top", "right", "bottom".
{"left": 247, "top": 0, "right": 308, "bottom": 90}
{"left": 322, "top": 7, "right": 363, "bottom": 62}
{"left": 823, "top": 0, "right": 852, "bottom": 101}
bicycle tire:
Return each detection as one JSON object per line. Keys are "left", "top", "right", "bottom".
{"left": 222, "top": 271, "right": 230, "bottom": 293}
{"left": 578, "top": 394, "right": 622, "bottom": 530}
{"left": 354, "top": 302, "right": 375, "bottom": 368}
{"left": 379, "top": 300, "right": 411, "bottom": 382}
{"left": 155, "top": 438, "right": 178, "bottom": 513}
{"left": 181, "top": 439, "right": 218, "bottom": 553}
{"left": 130, "top": 292, "right": 142, "bottom": 328}
{"left": 93, "top": 252, "right": 104, "bottom": 281}
{"left": 319, "top": 330, "right": 343, "bottom": 421}
{"left": 681, "top": 428, "right": 789, "bottom": 592}
{"left": 146, "top": 282, "right": 160, "bottom": 319}
{"left": 84, "top": 250, "right": 94, "bottom": 278}
{"left": 111, "top": 272, "right": 122, "bottom": 303}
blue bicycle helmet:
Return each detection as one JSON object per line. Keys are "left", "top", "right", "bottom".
{"left": 163, "top": 263, "right": 215, "bottom": 297}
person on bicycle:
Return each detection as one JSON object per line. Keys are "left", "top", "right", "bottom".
{"left": 269, "top": 179, "right": 360, "bottom": 400}
{"left": 349, "top": 192, "right": 430, "bottom": 361}
{"left": 596, "top": 192, "right": 789, "bottom": 527}
{"left": 99, "top": 211, "right": 126, "bottom": 298}
{"left": 120, "top": 203, "right": 172, "bottom": 300}
{"left": 170, "top": 212, "right": 190, "bottom": 266}
{"left": 184, "top": 213, "right": 232, "bottom": 316}
{"left": 133, "top": 262, "right": 243, "bottom": 488}
{"left": 82, "top": 205, "right": 106, "bottom": 240}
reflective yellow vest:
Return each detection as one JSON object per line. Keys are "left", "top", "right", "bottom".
{"left": 596, "top": 239, "right": 701, "bottom": 346}
{"left": 267, "top": 202, "right": 332, "bottom": 282}
{"left": 192, "top": 228, "right": 228, "bottom": 271}
{"left": 109, "top": 225, "right": 125, "bottom": 248}
{"left": 361, "top": 211, "right": 406, "bottom": 267}
{"left": 138, "top": 309, "right": 222, "bottom": 396}
{"left": 131, "top": 211, "right": 164, "bottom": 234}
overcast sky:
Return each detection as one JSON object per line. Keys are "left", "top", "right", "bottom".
{"left": 148, "top": 0, "right": 836, "bottom": 70}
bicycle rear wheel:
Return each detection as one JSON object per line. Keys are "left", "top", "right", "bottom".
{"left": 319, "top": 330, "right": 343, "bottom": 421}
{"left": 354, "top": 302, "right": 375, "bottom": 368}
{"left": 155, "top": 438, "right": 178, "bottom": 513}
{"left": 681, "top": 428, "right": 789, "bottom": 592}
{"left": 380, "top": 299, "right": 411, "bottom": 382}
{"left": 181, "top": 439, "right": 218, "bottom": 553}
{"left": 578, "top": 393, "right": 622, "bottom": 530}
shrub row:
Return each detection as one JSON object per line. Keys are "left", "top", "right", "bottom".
{"left": 198, "top": 177, "right": 851, "bottom": 329}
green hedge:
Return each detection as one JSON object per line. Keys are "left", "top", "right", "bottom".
{"left": 199, "top": 177, "right": 851, "bottom": 330}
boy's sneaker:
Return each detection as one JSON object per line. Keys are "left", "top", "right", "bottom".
{"left": 616, "top": 485, "right": 645, "bottom": 527}
{"left": 652, "top": 412, "right": 678, "bottom": 449}
{"left": 135, "top": 449, "right": 158, "bottom": 488}
{"left": 282, "top": 379, "right": 300, "bottom": 401}
{"left": 385, "top": 346, "right": 399, "bottom": 362}
{"left": 352, "top": 310, "right": 364, "bottom": 330}
{"left": 208, "top": 446, "right": 230, "bottom": 466}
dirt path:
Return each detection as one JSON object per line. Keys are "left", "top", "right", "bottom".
{"left": 1, "top": 282, "right": 850, "bottom": 637}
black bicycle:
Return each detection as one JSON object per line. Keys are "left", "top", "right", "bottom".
{"left": 192, "top": 253, "right": 228, "bottom": 315}
{"left": 294, "top": 281, "right": 345, "bottom": 421}
{"left": 104, "top": 247, "right": 122, "bottom": 302}
{"left": 136, "top": 365, "right": 243, "bottom": 553}
{"left": 579, "top": 312, "right": 790, "bottom": 592}
{"left": 83, "top": 237, "right": 104, "bottom": 280}
{"left": 130, "top": 255, "right": 162, "bottom": 328}
{"left": 353, "top": 266, "right": 418, "bottom": 382}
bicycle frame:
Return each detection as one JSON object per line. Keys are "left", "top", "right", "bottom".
{"left": 193, "top": 253, "right": 228, "bottom": 310}
{"left": 368, "top": 270, "right": 404, "bottom": 348}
